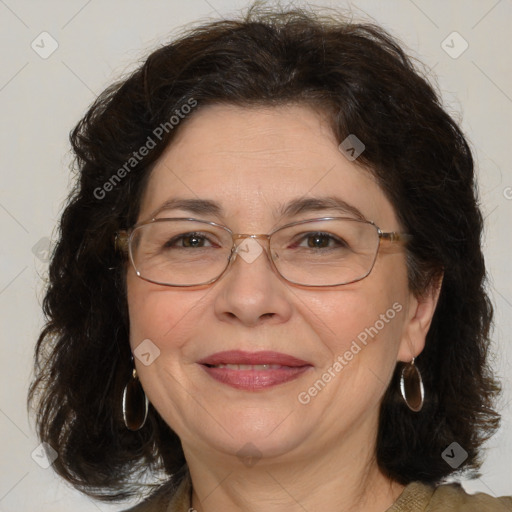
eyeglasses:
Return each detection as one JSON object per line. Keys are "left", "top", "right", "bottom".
{"left": 115, "top": 217, "right": 412, "bottom": 287}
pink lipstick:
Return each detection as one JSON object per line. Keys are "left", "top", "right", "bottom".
{"left": 197, "top": 350, "right": 313, "bottom": 390}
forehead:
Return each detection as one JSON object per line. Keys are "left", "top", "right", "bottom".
{"left": 138, "top": 104, "right": 398, "bottom": 229}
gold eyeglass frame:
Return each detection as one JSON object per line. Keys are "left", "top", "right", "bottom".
{"left": 115, "top": 216, "right": 413, "bottom": 288}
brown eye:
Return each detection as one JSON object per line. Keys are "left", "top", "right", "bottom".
{"left": 164, "top": 233, "right": 214, "bottom": 249}
{"left": 307, "top": 233, "right": 333, "bottom": 249}
{"left": 293, "top": 232, "right": 347, "bottom": 250}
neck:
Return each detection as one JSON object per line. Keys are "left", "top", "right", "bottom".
{"left": 182, "top": 421, "right": 405, "bottom": 512}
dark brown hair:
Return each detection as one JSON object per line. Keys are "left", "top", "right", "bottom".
{"left": 28, "top": 2, "right": 501, "bottom": 503}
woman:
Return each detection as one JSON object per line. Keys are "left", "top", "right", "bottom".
{"left": 28, "top": 3, "right": 512, "bottom": 511}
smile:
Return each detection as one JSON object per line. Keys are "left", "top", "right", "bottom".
{"left": 199, "top": 364, "right": 311, "bottom": 390}
{"left": 206, "top": 363, "right": 283, "bottom": 370}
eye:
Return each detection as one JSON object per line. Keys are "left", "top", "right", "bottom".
{"left": 294, "top": 232, "right": 348, "bottom": 250}
{"left": 163, "top": 232, "right": 217, "bottom": 249}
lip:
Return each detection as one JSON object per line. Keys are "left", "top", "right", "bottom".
{"left": 197, "top": 350, "right": 311, "bottom": 367}
{"left": 197, "top": 350, "right": 313, "bottom": 391}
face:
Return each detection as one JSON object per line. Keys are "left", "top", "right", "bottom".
{"left": 126, "top": 103, "right": 427, "bottom": 466}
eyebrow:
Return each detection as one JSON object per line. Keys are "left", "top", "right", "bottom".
{"left": 149, "top": 196, "right": 367, "bottom": 222}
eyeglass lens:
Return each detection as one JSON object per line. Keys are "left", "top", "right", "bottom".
{"left": 129, "top": 218, "right": 379, "bottom": 286}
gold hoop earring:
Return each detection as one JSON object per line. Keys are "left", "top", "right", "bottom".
{"left": 122, "top": 367, "right": 148, "bottom": 430}
{"left": 399, "top": 357, "right": 424, "bottom": 412}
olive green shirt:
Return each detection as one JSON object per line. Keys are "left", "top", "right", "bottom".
{"left": 125, "top": 472, "right": 512, "bottom": 511}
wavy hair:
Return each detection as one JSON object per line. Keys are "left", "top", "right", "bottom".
{"left": 28, "top": 2, "right": 501, "bottom": 502}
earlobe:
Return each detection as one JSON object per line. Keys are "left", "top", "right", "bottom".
{"left": 397, "top": 273, "right": 443, "bottom": 362}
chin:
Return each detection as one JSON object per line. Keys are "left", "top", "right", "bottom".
{"left": 188, "top": 409, "right": 312, "bottom": 462}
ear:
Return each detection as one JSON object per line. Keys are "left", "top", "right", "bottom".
{"left": 397, "top": 274, "right": 443, "bottom": 362}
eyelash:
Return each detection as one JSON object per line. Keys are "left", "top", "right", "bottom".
{"left": 163, "top": 231, "right": 347, "bottom": 249}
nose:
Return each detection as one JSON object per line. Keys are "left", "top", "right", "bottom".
{"left": 212, "top": 236, "right": 293, "bottom": 327}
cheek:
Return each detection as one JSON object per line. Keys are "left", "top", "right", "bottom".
{"left": 314, "top": 293, "right": 404, "bottom": 358}
{"left": 126, "top": 274, "right": 208, "bottom": 353}
{"left": 312, "top": 257, "right": 409, "bottom": 366}
{"left": 298, "top": 287, "right": 407, "bottom": 416}
{"left": 125, "top": 277, "right": 209, "bottom": 417}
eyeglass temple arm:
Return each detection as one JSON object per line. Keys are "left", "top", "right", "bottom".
{"left": 380, "top": 232, "right": 413, "bottom": 243}
{"left": 115, "top": 231, "right": 129, "bottom": 253}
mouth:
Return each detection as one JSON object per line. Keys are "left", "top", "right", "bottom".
{"left": 197, "top": 350, "right": 311, "bottom": 367}
{"left": 204, "top": 363, "right": 285, "bottom": 370}
{"left": 197, "top": 350, "right": 313, "bottom": 391}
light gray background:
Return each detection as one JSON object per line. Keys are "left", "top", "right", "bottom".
{"left": 1, "top": 0, "right": 511, "bottom": 510}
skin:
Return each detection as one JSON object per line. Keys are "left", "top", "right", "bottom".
{"left": 126, "top": 104, "right": 441, "bottom": 512}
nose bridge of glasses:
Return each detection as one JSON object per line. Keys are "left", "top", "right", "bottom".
{"left": 231, "top": 233, "right": 272, "bottom": 260}
{"left": 232, "top": 233, "right": 270, "bottom": 243}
